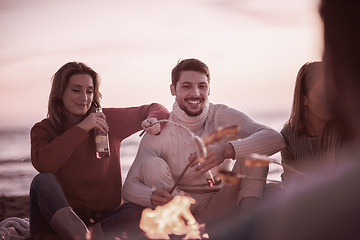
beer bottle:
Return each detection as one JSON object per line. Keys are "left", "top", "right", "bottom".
{"left": 95, "top": 107, "right": 110, "bottom": 158}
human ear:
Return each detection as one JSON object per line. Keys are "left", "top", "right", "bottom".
{"left": 170, "top": 84, "right": 176, "bottom": 96}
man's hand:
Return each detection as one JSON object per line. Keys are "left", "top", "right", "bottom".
{"left": 151, "top": 189, "right": 174, "bottom": 207}
{"left": 142, "top": 118, "right": 161, "bottom": 135}
{"left": 189, "top": 142, "right": 235, "bottom": 173}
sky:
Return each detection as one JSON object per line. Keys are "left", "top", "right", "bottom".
{"left": 0, "top": 0, "right": 323, "bottom": 130}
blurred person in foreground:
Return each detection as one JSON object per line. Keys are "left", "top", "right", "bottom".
{"left": 123, "top": 58, "right": 284, "bottom": 226}
{"left": 29, "top": 61, "right": 169, "bottom": 239}
{"left": 281, "top": 61, "right": 342, "bottom": 186}
{"left": 210, "top": 0, "right": 360, "bottom": 239}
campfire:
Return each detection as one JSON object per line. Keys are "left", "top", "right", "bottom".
{"left": 140, "top": 195, "right": 208, "bottom": 239}
{"left": 139, "top": 121, "right": 240, "bottom": 239}
{"left": 138, "top": 121, "right": 309, "bottom": 239}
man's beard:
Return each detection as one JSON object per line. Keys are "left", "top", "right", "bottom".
{"left": 183, "top": 108, "right": 203, "bottom": 117}
{"left": 179, "top": 99, "right": 205, "bottom": 117}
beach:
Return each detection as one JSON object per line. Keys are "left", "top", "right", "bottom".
{"left": 0, "top": 195, "right": 29, "bottom": 222}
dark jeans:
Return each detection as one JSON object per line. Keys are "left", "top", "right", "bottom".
{"left": 30, "top": 173, "right": 145, "bottom": 239}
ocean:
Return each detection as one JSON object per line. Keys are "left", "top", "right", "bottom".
{"left": 0, "top": 112, "right": 286, "bottom": 197}
{"left": 0, "top": 128, "right": 141, "bottom": 197}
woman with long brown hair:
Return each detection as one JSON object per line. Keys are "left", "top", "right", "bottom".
{"left": 29, "top": 61, "right": 169, "bottom": 239}
{"left": 281, "top": 61, "right": 342, "bottom": 185}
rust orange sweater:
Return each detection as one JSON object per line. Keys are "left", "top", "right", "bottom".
{"left": 30, "top": 103, "right": 169, "bottom": 212}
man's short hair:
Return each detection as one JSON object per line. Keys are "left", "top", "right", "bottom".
{"left": 171, "top": 58, "right": 210, "bottom": 86}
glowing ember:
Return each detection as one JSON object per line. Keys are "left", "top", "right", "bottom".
{"left": 140, "top": 195, "right": 208, "bottom": 239}
{"left": 244, "top": 153, "right": 272, "bottom": 167}
{"left": 202, "top": 125, "right": 240, "bottom": 146}
{"left": 206, "top": 176, "right": 222, "bottom": 187}
{"left": 217, "top": 169, "right": 241, "bottom": 184}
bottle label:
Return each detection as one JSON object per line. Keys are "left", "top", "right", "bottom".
{"left": 94, "top": 108, "right": 110, "bottom": 158}
{"left": 97, "top": 147, "right": 109, "bottom": 152}
{"left": 95, "top": 135, "right": 108, "bottom": 144}
{"left": 95, "top": 136, "right": 110, "bottom": 152}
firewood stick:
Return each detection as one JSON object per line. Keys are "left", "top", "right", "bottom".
{"left": 168, "top": 161, "right": 192, "bottom": 194}
{"left": 168, "top": 124, "right": 240, "bottom": 193}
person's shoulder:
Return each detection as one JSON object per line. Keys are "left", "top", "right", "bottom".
{"left": 32, "top": 118, "right": 51, "bottom": 130}
{"left": 211, "top": 103, "right": 248, "bottom": 119}
{"left": 280, "top": 124, "right": 293, "bottom": 136}
{"left": 212, "top": 103, "right": 229, "bottom": 109}
{"left": 139, "top": 129, "right": 169, "bottom": 152}
{"left": 31, "top": 118, "right": 58, "bottom": 136}
{"left": 211, "top": 103, "right": 234, "bottom": 113}
{"left": 281, "top": 124, "right": 305, "bottom": 144}
{"left": 144, "top": 117, "right": 174, "bottom": 141}
{"left": 212, "top": 103, "right": 245, "bottom": 112}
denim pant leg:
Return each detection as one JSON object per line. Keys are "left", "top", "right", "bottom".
{"left": 29, "top": 173, "right": 70, "bottom": 236}
{"left": 99, "top": 202, "right": 145, "bottom": 239}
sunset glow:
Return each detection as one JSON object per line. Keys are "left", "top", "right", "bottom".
{"left": 0, "top": 0, "right": 322, "bottom": 129}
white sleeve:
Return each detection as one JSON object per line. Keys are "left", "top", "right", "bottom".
{"left": 215, "top": 105, "right": 284, "bottom": 199}
{"left": 122, "top": 133, "right": 160, "bottom": 208}
{"left": 215, "top": 105, "right": 285, "bottom": 159}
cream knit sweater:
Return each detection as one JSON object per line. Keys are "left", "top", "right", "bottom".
{"left": 123, "top": 101, "right": 285, "bottom": 208}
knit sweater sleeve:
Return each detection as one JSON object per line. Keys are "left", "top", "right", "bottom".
{"left": 123, "top": 133, "right": 161, "bottom": 208}
{"left": 30, "top": 120, "right": 89, "bottom": 173}
{"left": 214, "top": 105, "right": 285, "bottom": 199}
{"left": 214, "top": 105, "right": 285, "bottom": 159}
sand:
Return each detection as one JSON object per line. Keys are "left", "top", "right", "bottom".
{"left": 0, "top": 195, "right": 29, "bottom": 222}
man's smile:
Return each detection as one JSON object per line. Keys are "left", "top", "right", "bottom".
{"left": 185, "top": 98, "right": 203, "bottom": 105}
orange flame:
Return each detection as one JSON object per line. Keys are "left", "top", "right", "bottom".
{"left": 244, "top": 153, "right": 272, "bottom": 167}
{"left": 140, "top": 195, "right": 208, "bottom": 239}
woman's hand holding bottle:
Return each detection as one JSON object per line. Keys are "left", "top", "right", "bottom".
{"left": 77, "top": 110, "right": 109, "bottom": 133}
